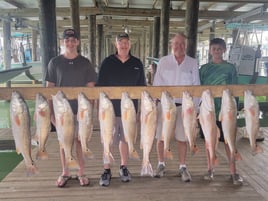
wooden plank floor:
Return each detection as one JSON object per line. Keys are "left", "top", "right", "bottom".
{"left": 0, "top": 125, "right": 267, "bottom": 201}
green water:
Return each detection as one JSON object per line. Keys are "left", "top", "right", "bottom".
{"left": 0, "top": 100, "right": 36, "bottom": 128}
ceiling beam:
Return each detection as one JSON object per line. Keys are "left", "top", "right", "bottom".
{"left": 0, "top": 7, "right": 261, "bottom": 21}
{"left": 3, "top": 0, "right": 25, "bottom": 9}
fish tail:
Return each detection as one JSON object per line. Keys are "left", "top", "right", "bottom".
{"left": 141, "top": 161, "right": 153, "bottom": 177}
{"left": 213, "top": 155, "right": 219, "bottom": 166}
{"left": 164, "top": 149, "right": 173, "bottom": 160}
{"left": 83, "top": 149, "right": 94, "bottom": 159}
{"left": 67, "top": 158, "right": 79, "bottom": 170}
{"left": 26, "top": 164, "right": 39, "bottom": 176}
{"left": 103, "top": 152, "right": 114, "bottom": 164}
{"left": 191, "top": 145, "right": 199, "bottom": 155}
{"left": 252, "top": 145, "right": 263, "bottom": 155}
{"left": 234, "top": 151, "right": 242, "bottom": 161}
{"left": 36, "top": 150, "right": 49, "bottom": 160}
{"left": 129, "top": 149, "right": 140, "bottom": 160}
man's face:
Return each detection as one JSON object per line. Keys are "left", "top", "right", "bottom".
{"left": 171, "top": 35, "right": 186, "bottom": 58}
{"left": 115, "top": 38, "right": 131, "bottom": 56}
{"left": 63, "top": 37, "right": 79, "bottom": 52}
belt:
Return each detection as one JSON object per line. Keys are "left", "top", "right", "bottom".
{"left": 175, "top": 103, "right": 182, "bottom": 107}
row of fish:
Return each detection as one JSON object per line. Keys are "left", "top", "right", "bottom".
{"left": 9, "top": 89, "right": 263, "bottom": 176}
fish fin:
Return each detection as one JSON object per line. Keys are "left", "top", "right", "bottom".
{"left": 32, "top": 134, "right": 39, "bottom": 145}
{"left": 36, "top": 150, "right": 49, "bottom": 160}
{"left": 166, "top": 111, "right": 171, "bottom": 120}
{"left": 26, "top": 164, "right": 39, "bottom": 176}
{"left": 14, "top": 115, "right": 21, "bottom": 126}
{"left": 103, "top": 152, "right": 114, "bottom": 164}
{"left": 187, "top": 108, "right": 193, "bottom": 114}
{"left": 67, "top": 158, "right": 79, "bottom": 170}
{"left": 101, "top": 111, "right": 105, "bottom": 120}
{"left": 141, "top": 161, "right": 153, "bottom": 177}
{"left": 123, "top": 111, "right": 128, "bottom": 120}
{"left": 16, "top": 147, "right": 21, "bottom": 155}
{"left": 214, "top": 156, "right": 219, "bottom": 166}
{"left": 252, "top": 145, "right": 263, "bottom": 155}
{"left": 164, "top": 149, "right": 173, "bottom": 160}
{"left": 234, "top": 151, "right": 242, "bottom": 161}
{"left": 39, "top": 110, "right": 46, "bottom": 117}
{"left": 129, "top": 149, "right": 140, "bottom": 160}
{"left": 83, "top": 149, "right": 94, "bottom": 159}
{"left": 191, "top": 145, "right": 199, "bottom": 155}
{"left": 78, "top": 110, "right": 85, "bottom": 120}
{"left": 249, "top": 107, "right": 256, "bottom": 116}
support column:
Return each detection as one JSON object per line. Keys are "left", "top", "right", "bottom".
{"left": 70, "top": 0, "right": 81, "bottom": 53}
{"left": 39, "top": 0, "right": 57, "bottom": 86}
{"left": 88, "top": 15, "right": 96, "bottom": 69}
{"left": 185, "top": 0, "right": 199, "bottom": 58}
{"left": 208, "top": 21, "right": 215, "bottom": 62}
{"left": 152, "top": 16, "right": 160, "bottom": 58}
{"left": 31, "top": 29, "right": 38, "bottom": 61}
{"left": 3, "top": 19, "right": 11, "bottom": 87}
{"left": 160, "top": 0, "right": 170, "bottom": 57}
{"left": 97, "top": 24, "right": 104, "bottom": 70}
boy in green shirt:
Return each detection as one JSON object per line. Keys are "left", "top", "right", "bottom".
{"left": 199, "top": 38, "right": 243, "bottom": 185}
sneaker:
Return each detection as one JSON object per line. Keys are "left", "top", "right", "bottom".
{"left": 178, "top": 167, "right": 192, "bottom": 182}
{"left": 154, "top": 164, "right": 165, "bottom": 178}
{"left": 203, "top": 169, "right": 214, "bottom": 181}
{"left": 99, "top": 169, "right": 112, "bottom": 186}
{"left": 232, "top": 174, "right": 243, "bottom": 185}
{"left": 119, "top": 166, "right": 131, "bottom": 182}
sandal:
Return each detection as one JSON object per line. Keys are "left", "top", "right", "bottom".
{"left": 56, "top": 175, "right": 71, "bottom": 188}
{"left": 78, "top": 175, "right": 90, "bottom": 186}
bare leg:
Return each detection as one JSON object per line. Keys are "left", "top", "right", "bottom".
{"left": 177, "top": 140, "right": 187, "bottom": 165}
{"left": 156, "top": 140, "right": 164, "bottom": 162}
{"left": 224, "top": 144, "right": 236, "bottom": 175}
{"left": 59, "top": 146, "right": 69, "bottom": 176}
{"left": 119, "top": 140, "right": 129, "bottom": 166}
{"left": 76, "top": 139, "right": 85, "bottom": 176}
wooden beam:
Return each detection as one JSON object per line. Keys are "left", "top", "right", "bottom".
{"left": 3, "top": 0, "right": 25, "bottom": 9}
{"left": 0, "top": 84, "right": 267, "bottom": 100}
{"left": 0, "top": 7, "right": 262, "bottom": 20}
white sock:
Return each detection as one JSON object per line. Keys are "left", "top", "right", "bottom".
{"left": 179, "top": 164, "right": 186, "bottom": 169}
{"left": 158, "top": 161, "right": 165, "bottom": 167}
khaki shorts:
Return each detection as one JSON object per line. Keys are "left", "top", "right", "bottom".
{"left": 155, "top": 104, "right": 186, "bottom": 142}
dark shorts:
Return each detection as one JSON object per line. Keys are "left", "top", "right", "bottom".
{"left": 199, "top": 120, "right": 224, "bottom": 142}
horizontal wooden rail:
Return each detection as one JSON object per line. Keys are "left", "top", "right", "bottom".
{"left": 0, "top": 84, "right": 267, "bottom": 100}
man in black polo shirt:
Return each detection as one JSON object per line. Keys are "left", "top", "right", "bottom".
{"left": 97, "top": 33, "right": 146, "bottom": 186}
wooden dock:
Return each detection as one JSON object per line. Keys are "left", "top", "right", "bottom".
{"left": 0, "top": 126, "right": 267, "bottom": 201}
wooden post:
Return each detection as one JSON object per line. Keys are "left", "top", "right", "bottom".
{"left": 31, "top": 29, "right": 38, "bottom": 61}
{"left": 88, "top": 15, "right": 96, "bottom": 69}
{"left": 70, "top": 0, "right": 81, "bottom": 53}
{"left": 97, "top": 24, "right": 104, "bottom": 71}
{"left": 185, "top": 0, "right": 199, "bottom": 58}
{"left": 152, "top": 16, "right": 160, "bottom": 58}
{"left": 3, "top": 18, "right": 11, "bottom": 87}
{"left": 160, "top": 0, "right": 170, "bottom": 57}
{"left": 39, "top": 0, "right": 57, "bottom": 86}
{"left": 208, "top": 20, "right": 215, "bottom": 62}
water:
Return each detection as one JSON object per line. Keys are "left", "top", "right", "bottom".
{"left": 0, "top": 100, "right": 36, "bottom": 128}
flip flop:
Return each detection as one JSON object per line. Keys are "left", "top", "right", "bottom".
{"left": 56, "top": 175, "right": 71, "bottom": 188}
{"left": 78, "top": 175, "right": 90, "bottom": 186}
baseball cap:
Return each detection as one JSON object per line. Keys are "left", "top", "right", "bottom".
{"left": 116, "top": 33, "right": 129, "bottom": 41}
{"left": 62, "top": 28, "right": 78, "bottom": 39}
